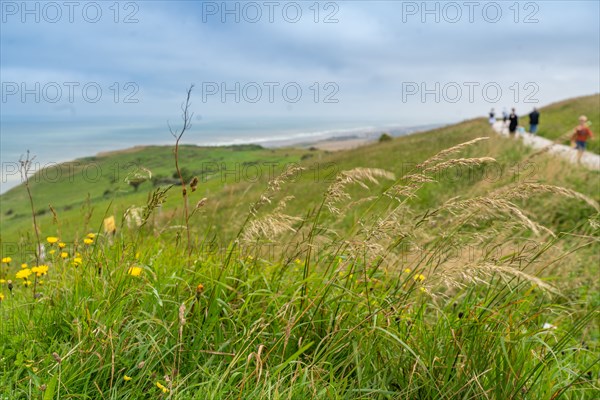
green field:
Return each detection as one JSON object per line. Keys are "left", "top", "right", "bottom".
{"left": 0, "top": 95, "right": 599, "bottom": 399}
{"left": 523, "top": 94, "right": 600, "bottom": 154}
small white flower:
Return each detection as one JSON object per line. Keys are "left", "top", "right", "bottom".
{"left": 542, "top": 322, "right": 557, "bottom": 330}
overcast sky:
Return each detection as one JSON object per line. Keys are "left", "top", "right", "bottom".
{"left": 1, "top": 0, "right": 598, "bottom": 125}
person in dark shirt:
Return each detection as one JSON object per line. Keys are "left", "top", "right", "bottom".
{"left": 508, "top": 108, "right": 518, "bottom": 136}
{"left": 529, "top": 108, "right": 540, "bottom": 134}
{"left": 489, "top": 108, "right": 496, "bottom": 125}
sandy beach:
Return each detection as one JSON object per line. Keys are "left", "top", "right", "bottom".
{"left": 300, "top": 137, "right": 374, "bottom": 151}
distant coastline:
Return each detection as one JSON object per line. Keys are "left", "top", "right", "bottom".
{"left": 0, "top": 122, "right": 444, "bottom": 194}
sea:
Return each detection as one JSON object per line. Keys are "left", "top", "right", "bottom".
{"left": 0, "top": 115, "right": 443, "bottom": 194}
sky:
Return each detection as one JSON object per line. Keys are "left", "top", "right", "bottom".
{"left": 1, "top": 0, "right": 598, "bottom": 120}
{"left": 1, "top": 0, "right": 599, "bottom": 191}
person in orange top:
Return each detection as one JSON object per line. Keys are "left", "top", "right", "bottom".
{"left": 570, "top": 115, "right": 593, "bottom": 163}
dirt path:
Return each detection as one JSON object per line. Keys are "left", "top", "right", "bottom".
{"left": 491, "top": 120, "right": 600, "bottom": 170}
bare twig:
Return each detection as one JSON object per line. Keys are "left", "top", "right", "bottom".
{"left": 169, "top": 85, "right": 195, "bottom": 256}
{"left": 19, "top": 151, "right": 42, "bottom": 298}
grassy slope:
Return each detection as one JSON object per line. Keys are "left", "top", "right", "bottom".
{"left": 525, "top": 93, "right": 600, "bottom": 154}
{"left": 2, "top": 94, "right": 597, "bottom": 244}
{"left": 1, "top": 95, "right": 599, "bottom": 398}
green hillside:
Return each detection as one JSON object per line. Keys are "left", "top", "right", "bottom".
{"left": 524, "top": 93, "right": 600, "bottom": 154}
{"left": 0, "top": 95, "right": 598, "bottom": 398}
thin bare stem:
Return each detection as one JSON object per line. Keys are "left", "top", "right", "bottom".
{"left": 169, "top": 85, "right": 195, "bottom": 256}
{"left": 19, "top": 151, "right": 41, "bottom": 298}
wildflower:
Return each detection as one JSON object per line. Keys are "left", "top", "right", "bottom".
{"left": 196, "top": 283, "right": 204, "bottom": 294}
{"left": 49, "top": 249, "right": 56, "bottom": 255}
{"left": 0, "top": 293, "right": 4, "bottom": 301}
{"left": 403, "top": 268, "right": 411, "bottom": 273}
{"left": 124, "top": 375, "right": 132, "bottom": 382}
{"left": 7, "top": 280, "right": 13, "bottom": 292}
{"left": 21, "top": 263, "right": 28, "bottom": 269}
{"left": 83, "top": 238, "right": 94, "bottom": 245}
{"left": 60, "top": 252, "right": 68, "bottom": 259}
{"left": 86, "top": 233, "right": 96, "bottom": 239}
{"left": 73, "top": 257, "right": 82, "bottom": 267}
{"left": 104, "top": 216, "right": 116, "bottom": 235}
{"left": 16, "top": 268, "right": 32, "bottom": 280}
{"left": 31, "top": 265, "right": 49, "bottom": 277}
{"left": 58, "top": 242, "right": 66, "bottom": 249}
{"left": 156, "top": 382, "right": 169, "bottom": 393}
{"left": 1, "top": 257, "right": 11, "bottom": 264}
{"left": 125, "top": 207, "right": 143, "bottom": 228}
{"left": 128, "top": 266, "right": 142, "bottom": 277}
{"left": 0, "top": 279, "right": 5, "bottom": 284}
{"left": 23, "top": 280, "right": 32, "bottom": 287}
{"left": 46, "top": 237, "right": 59, "bottom": 244}
{"left": 413, "top": 274, "right": 425, "bottom": 282}
{"left": 542, "top": 322, "right": 557, "bottom": 330}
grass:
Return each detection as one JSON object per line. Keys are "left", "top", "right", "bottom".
{"left": 524, "top": 93, "right": 600, "bottom": 154}
{"left": 0, "top": 94, "right": 598, "bottom": 399}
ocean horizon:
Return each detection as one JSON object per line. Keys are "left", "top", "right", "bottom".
{"left": 0, "top": 116, "right": 445, "bottom": 194}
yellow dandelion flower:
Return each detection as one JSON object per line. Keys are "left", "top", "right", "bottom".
{"left": 31, "top": 265, "right": 49, "bottom": 277}
{"left": 128, "top": 266, "right": 142, "bottom": 277}
{"left": 23, "top": 280, "right": 32, "bottom": 287}
{"left": 83, "top": 238, "right": 94, "bottom": 245}
{"left": 86, "top": 233, "right": 96, "bottom": 239}
{"left": 403, "top": 268, "right": 411, "bottom": 273}
{"left": 49, "top": 249, "right": 56, "bottom": 255}
{"left": 124, "top": 375, "right": 132, "bottom": 382}
{"left": 73, "top": 257, "right": 82, "bottom": 267}
{"left": 58, "top": 242, "right": 66, "bottom": 249}
{"left": 0, "top": 279, "right": 5, "bottom": 284}
{"left": 413, "top": 274, "right": 425, "bottom": 282}
{"left": 0, "top": 293, "right": 4, "bottom": 301}
{"left": 46, "top": 236, "right": 59, "bottom": 244}
{"left": 156, "top": 382, "right": 169, "bottom": 393}
{"left": 21, "top": 263, "right": 28, "bottom": 269}
{"left": 60, "top": 252, "right": 68, "bottom": 259}
{"left": 1, "top": 257, "right": 11, "bottom": 264}
{"left": 16, "top": 268, "right": 32, "bottom": 280}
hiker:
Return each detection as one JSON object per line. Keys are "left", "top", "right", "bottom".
{"left": 489, "top": 108, "right": 496, "bottom": 125}
{"left": 529, "top": 107, "right": 540, "bottom": 134}
{"left": 502, "top": 108, "right": 509, "bottom": 127}
{"left": 508, "top": 108, "right": 518, "bottom": 136}
{"left": 570, "top": 115, "right": 594, "bottom": 164}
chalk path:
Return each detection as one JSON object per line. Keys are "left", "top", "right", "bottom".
{"left": 490, "top": 120, "right": 600, "bottom": 171}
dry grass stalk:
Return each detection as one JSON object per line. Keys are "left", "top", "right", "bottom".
{"left": 416, "top": 137, "right": 489, "bottom": 170}
{"left": 490, "top": 183, "right": 599, "bottom": 212}
{"left": 242, "top": 212, "right": 302, "bottom": 241}
{"left": 325, "top": 167, "right": 395, "bottom": 214}
{"left": 251, "top": 165, "right": 304, "bottom": 215}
